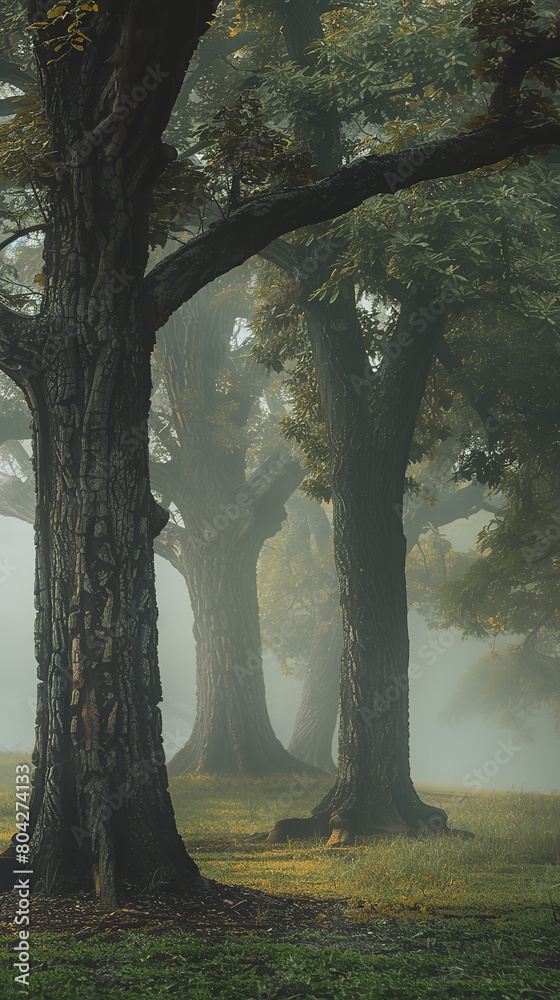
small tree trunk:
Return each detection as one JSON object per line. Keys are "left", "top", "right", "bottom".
{"left": 288, "top": 608, "right": 342, "bottom": 774}
{"left": 167, "top": 527, "right": 308, "bottom": 776}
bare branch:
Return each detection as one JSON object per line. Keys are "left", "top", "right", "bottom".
{"left": 0, "top": 225, "right": 46, "bottom": 254}
{"left": 0, "top": 297, "right": 40, "bottom": 379}
{"left": 0, "top": 470, "right": 34, "bottom": 525}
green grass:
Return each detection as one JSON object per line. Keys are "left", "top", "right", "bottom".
{"left": 0, "top": 913, "right": 558, "bottom": 999}
{"left": 1, "top": 756, "right": 559, "bottom": 998}
{"left": 181, "top": 783, "right": 560, "bottom": 914}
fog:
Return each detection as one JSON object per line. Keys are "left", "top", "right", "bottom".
{"left": 1, "top": 511, "right": 557, "bottom": 793}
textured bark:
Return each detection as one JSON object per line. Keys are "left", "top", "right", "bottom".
{"left": 310, "top": 292, "right": 454, "bottom": 842}
{"left": 145, "top": 134, "right": 560, "bottom": 330}
{"left": 20, "top": 251, "right": 199, "bottom": 907}
{"left": 0, "top": 0, "right": 218, "bottom": 908}
{"left": 167, "top": 525, "right": 308, "bottom": 776}
{"left": 261, "top": 2, "right": 464, "bottom": 845}
{"left": 2, "top": 0, "right": 550, "bottom": 891}
{"left": 268, "top": 286, "right": 456, "bottom": 845}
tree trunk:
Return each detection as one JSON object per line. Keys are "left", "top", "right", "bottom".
{"left": 0, "top": 8, "right": 213, "bottom": 902}
{"left": 166, "top": 517, "right": 311, "bottom": 776}
{"left": 151, "top": 295, "right": 309, "bottom": 777}
{"left": 21, "top": 311, "right": 200, "bottom": 907}
{"left": 288, "top": 608, "right": 342, "bottom": 774}
{"left": 268, "top": 285, "right": 453, "bottom": 844}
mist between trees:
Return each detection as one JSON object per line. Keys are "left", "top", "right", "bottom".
{"left": 0, "top": 0, "right": 558, "bottom": 922}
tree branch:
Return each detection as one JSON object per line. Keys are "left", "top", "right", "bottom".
{"left": 144, "top": 117, "right": 560, "bottom": 331}
{"left": 405, "top": 482, "right": 502, "bottom": 554}
{"left": 149, "top": 459, "right": 181, "bottom": 507}
{"left": 153, "top": 519, "right": 186, "bottom": 575}
{"left": 0, "top": 225, "right": 46, "bottom": 254}
{"left": 0, "top": 414, "right": 32, "bottom": 448}
{"left": 0, "top": 56, "right": 36, "bottom": 91}
{"left": 0, "top": 470, "right": 35, "bottom": 525}
{"left": 241, "top": 444, "right": 305, "bottom": 534}
{"left": 489, "top": 32, "right": 560, "bottom": 116}
{"left": 0, "top": 297, "right": 41, "bottom": 378}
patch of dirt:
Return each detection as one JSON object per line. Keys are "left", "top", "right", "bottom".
{"left": 0, "top": 878, "right": 356, "bottom": 941}
{"left": 0, "top": 875, "right": 506, "bottom": 957}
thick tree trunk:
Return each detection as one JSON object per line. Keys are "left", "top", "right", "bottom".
{"left": 20, "top": 308, "right": 201, "bottom": 907}
{"left": 0, "top": 6, "right": 213, "bottom": 901}
{"left": 268, "top": 286, "right": 453, "bottom": 844}
{"left": 288, "top": 605, "right": 341, "bottom": 775}
{"left": 166, "top": 523, "right": 310, "bottom": 776}
{"left": 2, "top": 309, "right": 202, "bottom": 908}
{"left": 152, "top": 296, "right": 308, "bottom": 777}
{"left": 312, "top": 293, "right": 452, "bottom": 842}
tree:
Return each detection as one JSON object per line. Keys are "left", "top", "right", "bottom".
{"left": 249, "top": 2, "right": 560, "bottom": 842}
{"left": 150, "top": 279, "right": 309, "bottom": 775}
{"left": 0, "top": 0, "right": 558, "bottom": 902}
{"left": 436, "top": 451, "right": 560, "bottom": 734}
{"left": 0, "top": 268, "right": 309, "bottom": 778}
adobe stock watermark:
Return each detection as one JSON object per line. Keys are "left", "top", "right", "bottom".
{"left": 188, "top": 447, "right": 300, "bottom": 556}
{"left": 384, "top": 142, "right": 437, "bottom": 194}
{"left": 351, "top": 278, "right": 462, "bottom": 395}
{"left": 0, "top": 557, "right": 17, "bottom": 586}
{"left": 52, "top": 65, "right": 171, "bottom": 179}
{"left": 463, "top": 738, "right": 522, "bottom": 791}
{"left": 233, "top": 571, "right": 338, "bottom": 685}
{"left": 358, "top": 628, "right": 456, "bottom": 724}
{"left": 520, "top": 509, "right": 560, "bottom": 565}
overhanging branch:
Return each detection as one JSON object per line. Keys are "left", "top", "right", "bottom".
{"left": 405, "top": 482, "right": 502, "bottom": 554}
{"left": 144, "top": 117, "right": 560, "bottom": 331}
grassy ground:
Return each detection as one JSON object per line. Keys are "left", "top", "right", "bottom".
{"left": 0, "top": 913, "right": 558, "bottom": 999}
{"left": 0, "top": 753, "right": 559, "bottom": 998}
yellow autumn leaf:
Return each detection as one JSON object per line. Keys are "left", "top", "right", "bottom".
{"left": 47, "top": 5, "right": 68, "bottom": 18}
{"left": 33, "top": 273, "right": 45, "bottom": 285}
